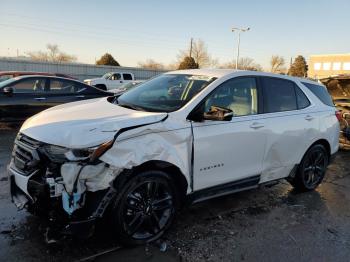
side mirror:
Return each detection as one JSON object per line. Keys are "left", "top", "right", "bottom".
{"left": 3, "top": 86, "right": 14, "bottom": 96}
{"left": 203, "top": 106, "right": 233, "bottom": 121}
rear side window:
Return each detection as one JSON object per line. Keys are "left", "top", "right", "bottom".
{"left": 123, "top": 73, "right": 133, "bottom": 80}
{"left": 261, "top": 77, "right": 297, "bottom": 113}
{"left": 49, "top": 79, "right": 85, "bottom": 93}
{"left": 302, "top": 82, "right": 334, "bottom": 107}
{"left": 295, "top": 86, "right": 310, "bottom": 109}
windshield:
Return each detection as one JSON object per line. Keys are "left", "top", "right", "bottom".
{"left": 0, "top": 77, "right": 19, "bottom": 89}
{"left": 102, "top": 73, "right": 112, "bottom": 79}
{"left": 116, "top": 74, "right": 216, "bottom": 112}
{"left": 0, "top": 74, "right": 12, "bottom": 82}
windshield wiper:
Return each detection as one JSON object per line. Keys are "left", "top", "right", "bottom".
{"left": 118, "top": 102, "right": 145, "bottom": 111}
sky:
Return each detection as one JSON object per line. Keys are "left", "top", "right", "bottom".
{"left": 1, "top": 0, "right": 350, "bottom": 69}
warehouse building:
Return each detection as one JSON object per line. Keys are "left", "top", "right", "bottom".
{"left": 309, "top": 53, "right": 350, "bottom": 79}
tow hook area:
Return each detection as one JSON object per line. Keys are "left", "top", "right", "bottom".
{"left": 46, "top": 186, "right": 118, "bottom": 243}
{"left": 66, "top": 187, "right": 117, "bottom": 240}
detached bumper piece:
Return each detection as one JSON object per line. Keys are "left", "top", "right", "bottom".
{"left": 10, "top": 176, "right": 30, "bottom": 209}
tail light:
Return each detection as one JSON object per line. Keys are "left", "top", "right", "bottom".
{"left": 335, "top": 111, "right": 342, "bottom": 121}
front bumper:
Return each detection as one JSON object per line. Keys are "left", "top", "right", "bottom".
{"left": 8, "top": 163, "right": 37, "bottom": 209}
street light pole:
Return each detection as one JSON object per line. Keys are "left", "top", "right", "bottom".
{"left": 231, "top": 27, "right": 250, "bottom": 69}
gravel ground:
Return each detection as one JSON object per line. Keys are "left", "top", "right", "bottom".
{"left": 1, "top": 127, "right": 350, "bottom": 262}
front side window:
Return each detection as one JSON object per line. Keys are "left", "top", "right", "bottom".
{"left": 262, "top": 77, "right": 297, "bottom": 113}
{"left": 117, "top": 74, "right": 216, "bottom": 112}
{"left": 10, "top": 78, "right": 47, "bottom": 93}
{"left": 204, "top": 77, "right": 258, "bottom": 117}
{"left": 111, "top": 73, "right": 121, "bottom": 80}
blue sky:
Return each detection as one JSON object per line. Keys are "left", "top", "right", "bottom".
{"left": 1, "top": 0, "right": 349, "bottom": 68}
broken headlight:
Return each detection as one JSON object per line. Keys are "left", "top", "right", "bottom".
{"left": 42, "top": 140, "right": 114, "bottom": 163}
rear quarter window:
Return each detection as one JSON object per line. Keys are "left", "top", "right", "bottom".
{"left": 302, "top": 82, "right": 334, "bottom": 107}
{"left": 123, "top": 73, "right": 133, "bottom": 80}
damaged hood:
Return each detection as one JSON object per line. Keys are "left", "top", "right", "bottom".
{"left": 20, "top": 97, "right": 167, "bottom": 148}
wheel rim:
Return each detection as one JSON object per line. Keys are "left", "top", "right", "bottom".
{"left": 122, "top": 180, "right": 174, "bottom": 240}
{"left": 303, "top": 148, "right": 327, "bottom": 188}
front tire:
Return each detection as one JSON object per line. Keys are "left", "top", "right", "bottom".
{"left": 111, "top": 171, "right": 178, "bottom": 245}
{"left": 289, "top": 144, "right": 328, "bottom": 191}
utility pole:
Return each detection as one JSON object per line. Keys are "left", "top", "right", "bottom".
{"left": 189, "top": 38, "right": 193, "bottom": 58}
{"left": 231, "top": 27, "right": 250, "bottom": 69}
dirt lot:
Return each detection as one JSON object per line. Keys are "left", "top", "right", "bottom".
{"left": 1, "top": 127, "right": 350, "bottom": 262}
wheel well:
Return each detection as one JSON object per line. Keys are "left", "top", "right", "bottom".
{"left": 114, "top": 160, "right": 189, "bottom": 204}
{"left": 304, "top": 139, "right": 331, "bottom": 162}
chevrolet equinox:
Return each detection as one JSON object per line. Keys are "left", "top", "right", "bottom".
{"left": 8, "top": 69, "right": 339, "bottom": 244}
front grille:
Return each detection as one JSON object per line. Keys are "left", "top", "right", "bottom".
{"left": 13, "top": 133, "right": 42, "bottom": 175}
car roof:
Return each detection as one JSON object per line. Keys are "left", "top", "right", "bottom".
{"left": 107, "top": 72, "right": 134, "bottom": 74}
{"left": 0, "top": 71, "right": 71, "bottom": 76}
{"left": 9, "top": 75, "right": 82, "bottom": 82}
{"left": 164, "top": 69, "right": 323, "bottom": 85}
{"left": 3, "top": 75, "right": 92, "bottom": 88}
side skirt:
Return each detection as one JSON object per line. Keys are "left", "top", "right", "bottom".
{"left": 188, "top": 175, "right": 261, "bottom": 204}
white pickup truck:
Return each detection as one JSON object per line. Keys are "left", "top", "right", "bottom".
{"left": 84, "top": 72, "right": 135, "bottom": 90}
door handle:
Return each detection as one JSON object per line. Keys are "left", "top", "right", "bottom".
{"left": 75, "top": 95, "right": 85, "bottom": 98}
{"left": 305, "top": 115, "right": 314, "bottom": 121}
{"left": 250, "top": 122, "right": 265, "bottom": 129}
{"left": 34, "top": 97, "right": 46, "bottom": 100}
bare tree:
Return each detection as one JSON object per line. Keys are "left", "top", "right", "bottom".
{"left": 270, "top": 55, "right": 286, "bottom": 73}
{"left": 220, "top": 57, "right": 262, "bottom": 71}
{"left": 26, "top": 44, "right": 77, "bottom": 63}
{"left": 177, "top": 39, "right": 215, "bottom": 68}
{"left": 138, "top": 59, "right": 165, "bottom": 70}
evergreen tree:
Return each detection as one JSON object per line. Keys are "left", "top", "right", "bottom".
{"left": 178, "top": 56, "right": 199, "bottom": 70}
{"left": 288, "top": 55, "right": 308, "bottom": 77}
{"left": 96, "top": 53, "right": 120, "bottom": 66}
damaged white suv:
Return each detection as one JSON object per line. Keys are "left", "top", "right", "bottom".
{"left": 8, "top": 69, "right": 339, "bottom": 244}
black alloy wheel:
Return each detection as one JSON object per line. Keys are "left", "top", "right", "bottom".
{"left": 112, "top": 171, "right": 177, "bottom": 245}
{"left": 289, "top": 144, "right": 328, "bottom": 191}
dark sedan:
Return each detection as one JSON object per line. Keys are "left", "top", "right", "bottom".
{"left": 0, "top": 75, "right": 114, "bottom": 122}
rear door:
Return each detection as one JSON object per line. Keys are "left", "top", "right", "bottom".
{"left": 0, "top": 77, "right": 49, "bottom": 121}
{"left": 258, "top": 76, "right": 318, "bottom": 183}
{"left": 106, "top": 73, "right": 123, "bottom": 89}
{"left": 122, "top": 73, "right": 134, "bottom": 85}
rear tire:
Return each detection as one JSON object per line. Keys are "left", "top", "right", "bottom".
{"left": 111, "top": 170, "right": 178, "bottom": 245}
{"left": 289, "top": 144, "right": 328, "bottom": 191}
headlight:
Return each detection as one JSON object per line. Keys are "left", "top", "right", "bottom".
{"left": 42, "top": 139, "right": 114, "bottom": 163}
{"left": 43, "top": 145, "right": 70, "bottom": 162}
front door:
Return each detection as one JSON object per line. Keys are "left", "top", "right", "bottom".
{"left": 192, "top": 77, "right": 267, "bottom": 191}
{"left": 0, "top": 77, "right": 49, "bottom": 121}
{"left": 106, "top": 73, "right": 123, "bottom": 89}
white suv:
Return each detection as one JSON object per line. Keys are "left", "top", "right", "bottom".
{"left": 8, "top": 69, "right": 339, "bottom": 244}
